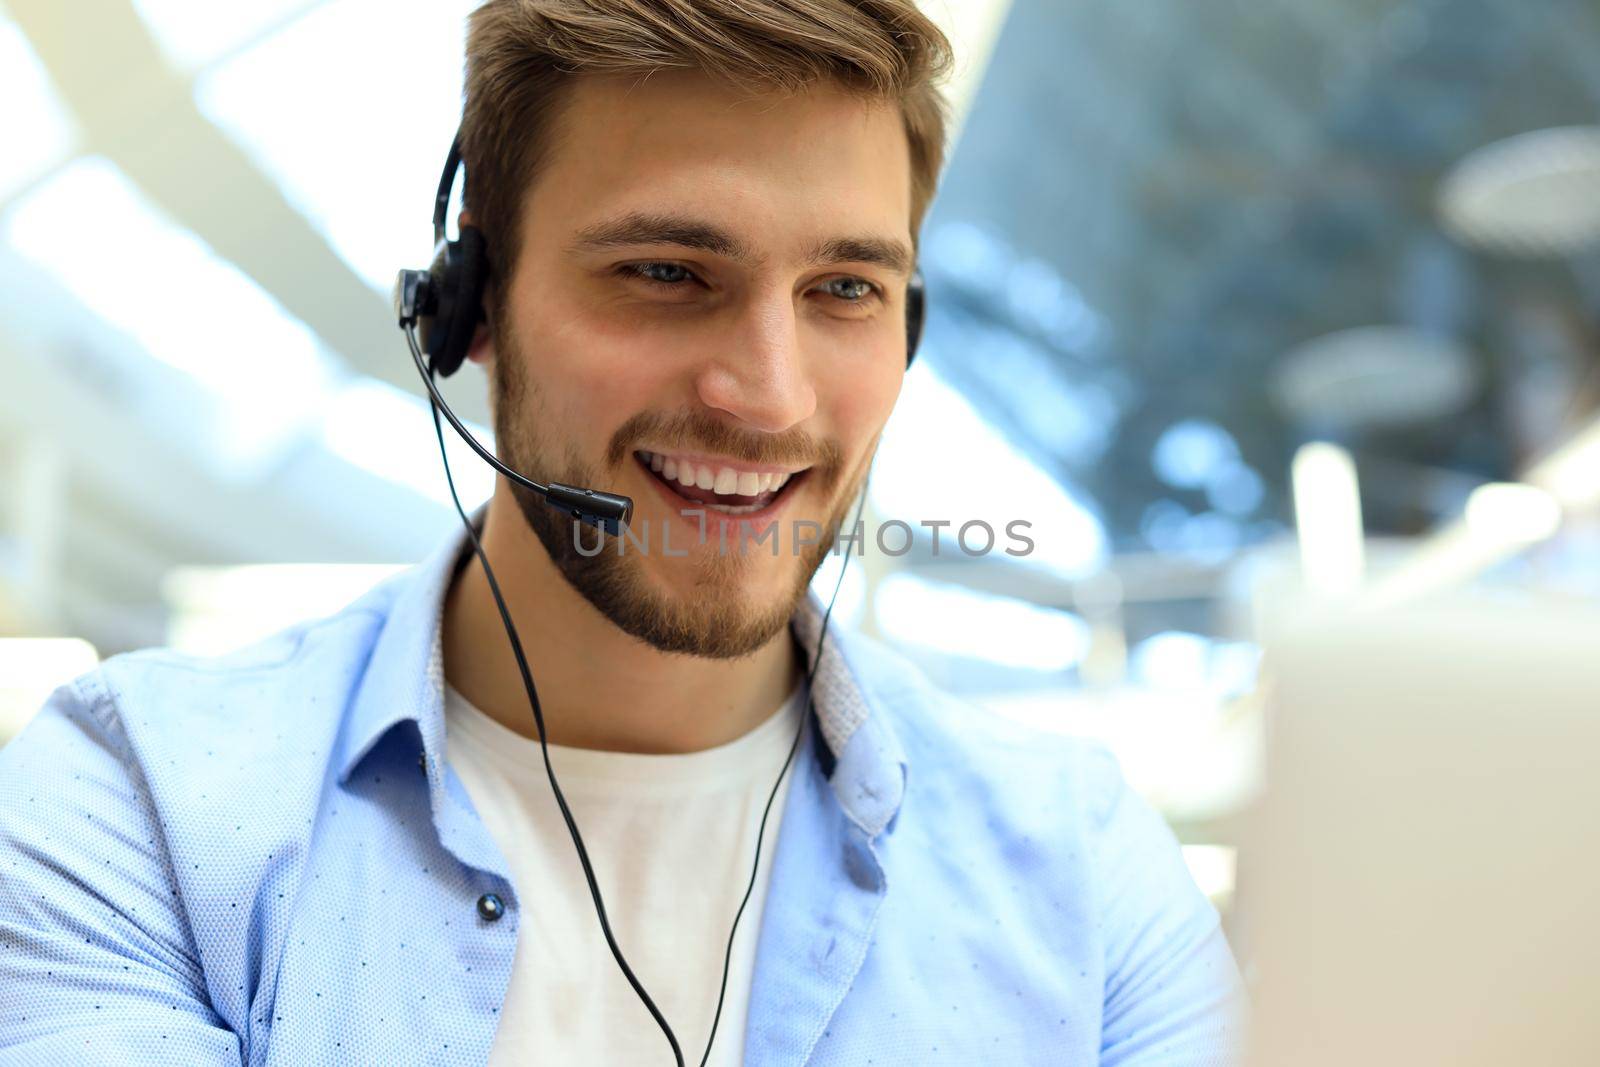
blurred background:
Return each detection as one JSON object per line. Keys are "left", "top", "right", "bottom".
{"left": 4, "top": 0, "right": 1600, "bottom": 945}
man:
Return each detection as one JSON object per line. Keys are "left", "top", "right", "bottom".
{"left": 0, "top": 2, "right": 1244, "bottom": 1064}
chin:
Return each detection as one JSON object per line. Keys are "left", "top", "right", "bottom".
{"left": 642, "top": 543, "right": 793, "bottom": 599}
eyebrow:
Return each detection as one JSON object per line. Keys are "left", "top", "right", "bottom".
{"left": 568, "top": 211, "right": 913, "bottom": 275}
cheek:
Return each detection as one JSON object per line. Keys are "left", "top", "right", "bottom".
{"left": 513, "top": 284, "right": 682, "bottom": 429}
{"left": 825, "top": 356, "right": 903, "bottom": 449}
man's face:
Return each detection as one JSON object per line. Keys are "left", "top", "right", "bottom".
{"left": 483, "top": 70, "right": 914, "bottom": 659}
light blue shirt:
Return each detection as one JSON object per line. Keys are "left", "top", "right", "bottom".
{"left": 0, "top": 518, "right": 1244, "bottom": 1065}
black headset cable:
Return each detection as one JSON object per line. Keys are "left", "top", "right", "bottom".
{"left": 418, "top": 344, "right": 864, "bottom": 1066}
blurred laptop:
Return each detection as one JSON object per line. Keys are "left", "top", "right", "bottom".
{"left": 1243, "top": 594, "right": 1600, "bottom": 1066}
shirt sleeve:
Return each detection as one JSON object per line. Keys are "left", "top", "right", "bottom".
{"left": 0, "top": 678, "right": 243, "bottom": 1066}
{"left": 1086, "top": 744, "right": 1247, "bottom": 1067}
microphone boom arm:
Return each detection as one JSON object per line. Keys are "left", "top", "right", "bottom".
{"left": 396, "top": 269, "right": 632, "bottom": 536}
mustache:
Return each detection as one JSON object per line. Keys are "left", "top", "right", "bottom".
{"left": 605, "top": 410, "right": 842, "bottom": 474}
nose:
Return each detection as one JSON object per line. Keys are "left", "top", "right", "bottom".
{"left": 693, "top": 290, "right": 817, "bottom": 433}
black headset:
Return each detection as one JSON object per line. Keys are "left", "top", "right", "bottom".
{"left": 401, "top": 135, "right": 926, "bottom": 381}
{"left": 394, "top": 130, "right": 921, "bottom": 1067}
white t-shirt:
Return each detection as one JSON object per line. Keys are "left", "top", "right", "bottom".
{"left": 444, "top": 680, "right": 805, "bottom": 1066}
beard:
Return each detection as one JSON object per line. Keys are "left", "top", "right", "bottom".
{"left": 489, "top": 320, "right": 865, "bottom": 660}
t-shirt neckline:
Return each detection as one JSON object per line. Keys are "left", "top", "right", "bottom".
{"left": 444, "top": 678, "right": 807, "bottom": 794}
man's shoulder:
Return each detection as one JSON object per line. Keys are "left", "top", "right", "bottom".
{"left": 834, "top": 626, "right": 1130, "bottom": 830}
{"left": 824, "top": 642, "right": 1243, "bottom": 1066}
{"left": 93, "top": 585, "right": 395, "bottom": 737}
{"left": 3, "top": 567, "right": 413, "bottom": 793}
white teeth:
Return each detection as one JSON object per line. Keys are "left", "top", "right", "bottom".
{"left": 706, "top": 501, "right": 765, "bottom": 515}
{"left": 643, "top": 451, "right": 801, "bottom": 499}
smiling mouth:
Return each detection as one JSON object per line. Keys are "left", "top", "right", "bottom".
{"left": 633, "top": 450, "right": 810, "bottom": 516}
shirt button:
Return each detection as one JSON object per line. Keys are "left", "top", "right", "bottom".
{"left": 476, "top": 893, "right": 505, "bottom": 922}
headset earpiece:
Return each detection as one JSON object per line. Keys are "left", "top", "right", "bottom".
{"left": 905, "top": 267, "right": 926, "bottom": 367}
{"left": 421, "top": 225, "right": 488, "bottom": 379}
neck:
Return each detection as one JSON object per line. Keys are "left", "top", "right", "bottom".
{"left": 441, "top": 492, "right": 803, "bottom": 754}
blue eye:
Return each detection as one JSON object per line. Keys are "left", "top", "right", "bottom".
{"left": 820, "top": 277, "right": 878, "bottom": 302}
{"left": 621, "top": 262, "right": 696, "bottom": 286}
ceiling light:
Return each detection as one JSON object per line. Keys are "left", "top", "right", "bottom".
{"left": 1439, "top": 126, "right": 1600, "bottom": 257}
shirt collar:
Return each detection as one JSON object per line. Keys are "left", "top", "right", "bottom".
{"left": 335, "top": 508, "right": 470, "bottom": 789}
{"left": 336, "top": 507, "right": 907, "bottom": 837}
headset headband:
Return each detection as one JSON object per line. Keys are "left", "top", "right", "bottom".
{"left": 433, "top": 135, "right": 463, "bottom": 247}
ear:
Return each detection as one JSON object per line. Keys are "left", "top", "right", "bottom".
{"left": 465, "top": 313, "right": 494, "bottom": 367}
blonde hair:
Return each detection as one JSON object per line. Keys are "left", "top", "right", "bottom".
{"left": 460, "top": 0, "right": 953, "bottom": 290}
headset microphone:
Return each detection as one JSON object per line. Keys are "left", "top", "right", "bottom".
{"left": 394, "top": 127, "right": 922, "bottom": 1067}
{"left": 394, "top": 270, "right": 633, "bottom": 534}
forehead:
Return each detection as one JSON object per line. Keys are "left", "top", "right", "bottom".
{"left": 521, "top": 69, "right": 914, "bottom": 256}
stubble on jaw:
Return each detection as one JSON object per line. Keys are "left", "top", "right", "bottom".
{"left": 485, "top": 322, "right": 865, "bottom": 660}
